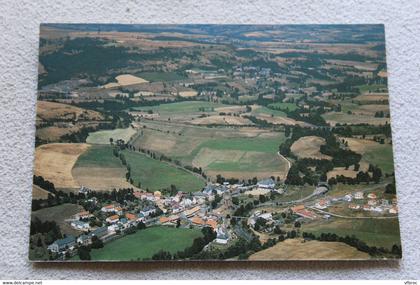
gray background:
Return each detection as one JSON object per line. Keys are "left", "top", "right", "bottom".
{"left": 0, "top": 0, "right": 419, "bottom": 279}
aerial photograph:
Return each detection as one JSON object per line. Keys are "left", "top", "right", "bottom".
{"left": 30, "top": 24, "right": 401, "bottom": 261}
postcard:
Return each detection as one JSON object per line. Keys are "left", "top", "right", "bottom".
{"left": 30, "top": 24, "right": 401, "bottom": 261}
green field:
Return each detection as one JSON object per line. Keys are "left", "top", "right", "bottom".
{"left": 84, "top": 227, "right": 202, "bottom": 261}
{"left": 356, "top": 84, "right": 387, "bottom": 93}
{"left": 133, "top": 101, "right": 227, "bottom": 115}
{"left": 122, "top": 150, "right": 206, "bottom": 192}
{"left": 267, "top": 102, "right": 298, "bottom": 112}
{"left": 86, "top": 127, "right": 137, "bottom": 145}
{"left": 303, "top": 218, "right": 401, "bottom": 249}
{"left": 252, "top": 106, "right": 287, "bottom": 117}
{"left": 136, "top": 71, "right": 186, "bottom": 82}
{"left": 75, "top": 145, "right": 123, "bottom": 168}
{"left": 362, "top": 144, "right": 395, "bottom": 174}
{"left": 197, "top": 136, "right": 285, "bottom": 153}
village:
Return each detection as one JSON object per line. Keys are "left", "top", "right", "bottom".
{"left": 46, "top": 176, "right": 399, "bottom": 260}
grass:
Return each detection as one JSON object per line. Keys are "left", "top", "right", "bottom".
{"left": 81, "top": 227, "right": 202, "bottom": 261}
{"left": 75, "top": 145, "right": 123, "bottom": 168}
{"left": 197, "top": 135, "right": 285, "bottom": 153}
{"left": 132, "top": 101, "right": 227, "bottom": 115}
{"left": 86, "top": 127, "right": 137, "bottom": 145}
{"left": 362, "top": 144, "right": 395, "bottom": 174}
{"left": 267, "top": 102, "right": 298, "bottom": 112}
{"left": 356, "top": 84, "right": 387, "bottom": 93}
{"left": 136, "top": 71, "right": 186, "bottom": 82}
{"left": 122, "top": 150, "right": 206, "bottom": 192}
{"left": 252, "top": 106, "right": 287, "bottom": 117}
{"left": 302, "top": 218, "right": 401, "bottom": 249}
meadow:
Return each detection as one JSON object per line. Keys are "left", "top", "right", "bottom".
{"left": 87, "top": 227, "right": 202, "bottom": 261}
{"left": 86, "top": 127, "right": 137, "bottom": 145}
{"left": 122, "top": 150, "right": 206, "bottom": 192}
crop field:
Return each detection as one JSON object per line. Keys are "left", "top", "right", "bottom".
{"left": 86, "top": 127, "right": 137, "bottom": 144}
{"left": 87, "top": 227, "right": 202, "bottom": 261}
{"left": 133, "top": 101, "right": 228, "bottom": 115}
{"left": 267, "top": 102, "right": 298, "bottom": 111}
{"left": 73, "top": 145, "right": 134, "bottom": 191}
{"left": 136, "top": 71, "right": 186, "bottom": 82}
{"left": 34, "top": 143, "right": 90, "bottom": 189}
{"left": 290, "top": 136, "right": 332, "bottom": 160}
{"left": 122, "top": 150, "right": 206, "bottom": 192}
{"left": 249, "top": 238, "right": 370, "bottom": 260}
{"left": 190, "top": 115, "right": 253, "bottom": 126}
{"left": 36, "top": 101, "right": 103, "bottom": 121}
{"left": 32, "top": 203, "right": 84, "bottom": 237}
{"left": 322, "top": 112, "right": 390, "bottom": 126}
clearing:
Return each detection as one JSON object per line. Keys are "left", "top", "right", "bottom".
{"left": 248, "top": 238, "right": 370, "bottom": 260}
{"left": 290, "top": 136, "right": 332, "bottom": 160}
{"left": 87, "top": 226, "right": 202, "bottom": 261}
{"left": 34, "top": 143, "right": 90, "bottom": 189}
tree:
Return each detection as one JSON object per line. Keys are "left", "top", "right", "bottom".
{"left": 78, "top": 246, "right": 91, "bottom": 260}
{"left": 109, "top": 138, "right": 113, "bottom": 145}
{"left": 91, "top": 236, "right": 104, "bottom": 249}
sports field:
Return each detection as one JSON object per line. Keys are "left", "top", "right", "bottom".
{"left": 88, "top": 227, "right": 202, "bottom": 261}
{"left": 122, "top": 150, "right": 206, "bottom": 192}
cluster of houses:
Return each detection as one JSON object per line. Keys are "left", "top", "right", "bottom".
{"left": 312, "top": 191, "right": 398, "bottom": 215}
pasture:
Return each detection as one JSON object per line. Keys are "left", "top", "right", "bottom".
{"left": 302, "top": 218, "right": 401, "bottom": 249}
{"left": 32, "top": 203, "right": 84, "bottom": 237}
{"left": 248, "top": 239, "right": 370, "bottom": 260}
{"left": 322, "top": 112, "right": 390, "bottom": 126}
{"left": 73, "top": 145, "right": 134, "bottom": 191}
{"left": 86, "top": 127, "right": 137, "bottom": 144}
{"left": 122, "top": 150, "right": 206, "bottom": 192}
{"left": 87, "top": 226, "right": 202, "bottom": 261}
{"left": 34, "top": 143, "right": 90, "bottom": 189}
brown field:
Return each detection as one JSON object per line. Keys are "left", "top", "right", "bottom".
{"left": 178, "top": 90, "right": 198, "bottom": 97}
{"left": 326, "top": 59, "right": 378, "bottom": 71}
{"left": 36, "top": 126, "right": 81, "bottom": 141}
{"left": 190, "top": 115, "right": 253, "bottom": 126}
{"left": 253, "top": 114, "right": 309, "bottom": 126}
{"left": 291, "top": 136, "right": 332, "bottom": 160}
{"left": 341, "top": 137, "right": 378, "bottom": 154}
{"left": 103, "top": 74, "right": 149, "bottom": 88}
{"left": 72, "top": 167, "right": 137, "bottom": 191}
{"left": 215, "top": 106, "right": 247, "bottom": 113}
{"left": 32, "top": 185, "right": 53, "bottom": 200}
{"left": 32, "top": 203, "right": 84, "bottom": 237}
{"left": 248, "top": 238, "right": 370, "bottom": 260}
{"left": 354, "top": 93, "right": 389, "bottom": 102}
{"left": 34, "top": 143, "right": 90, "bottom": 189}
{"left": 37, "top": 101, "right": 103, "bottom": 121}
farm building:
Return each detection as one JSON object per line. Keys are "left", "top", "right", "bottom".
{"left": 47, "top": 236, "right": 76, "bottom": 253}
{"left": 257, "top": 178, "right": 275, "bottom": 189}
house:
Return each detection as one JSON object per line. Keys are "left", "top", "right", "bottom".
{"left": 77, "top": 234, "right": 91, "bottom": 246}
{"left": 258, "top": 213, "right": 273, "bottom": 220}
{"left": 367, "top": 193, "right": 377, "bottom": 199}
{"left": 77, "top": 227, "right": 108, "bottom": 245}
{"left": 348, "top": 204, "right": 360, "bottom": 210}
{"left": 215, "top": 227, "right": 229, "bottom": 244}
{"left": 154, "top": 191, "right": 162, "bottom": 200}
{"left": 70, "top": 220, "right": 90, "bottom": 231}
{"left": 257, "top": 178, "right": 275, "bottom": 189}
{"left": 191, "top": 216, "right": 206, "bottom": 226}
{"left": 125, "top": 213, "right": 137, "bottom": 221}
{"left": 389, "top": 206, "right": 398, "bottom": 214}
{"left": 159, "top": 215, "right": 179, "bottom": 225}
{"left": 114, "top": 207, "right": 123, "bottom": 215}
{"left": 314, "top": 199, "right": 330, "bottom": 209}
{"left": 140, "top": 206, "right": 156, "bottom": 217}
{"left": 101, "top": 204, "right": 116, "bottom": 213}
{"left": 184, "top": 206, "right": 201, "bottom": 218}
{"left": 368, "top": 199, "right": 377, "bottom": 206}
{"left": 73, "top": 210, "right": 93, "bottom": 220}
{"left": 79, "top": 186, "right": 91, "bottom": 196}
{"left": 291, "top": 205, "right": 317, "bottom": 220}
{"left": 343, "top": 194, "right": 352, "bottom": 202}
{"left": 363, "top": 205, "right": 371, "bottom": 211}
{"left": 206, "top": 219, "right": 217, "bottom": 229}
{"left": 47, "top": 236, "right": 76, "bottom": 253}
{"left": 106, "top": 215, "right": 120, "bottom": 224}
{"left": 354, "top": 192, "right": 364, "bottom": 200}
